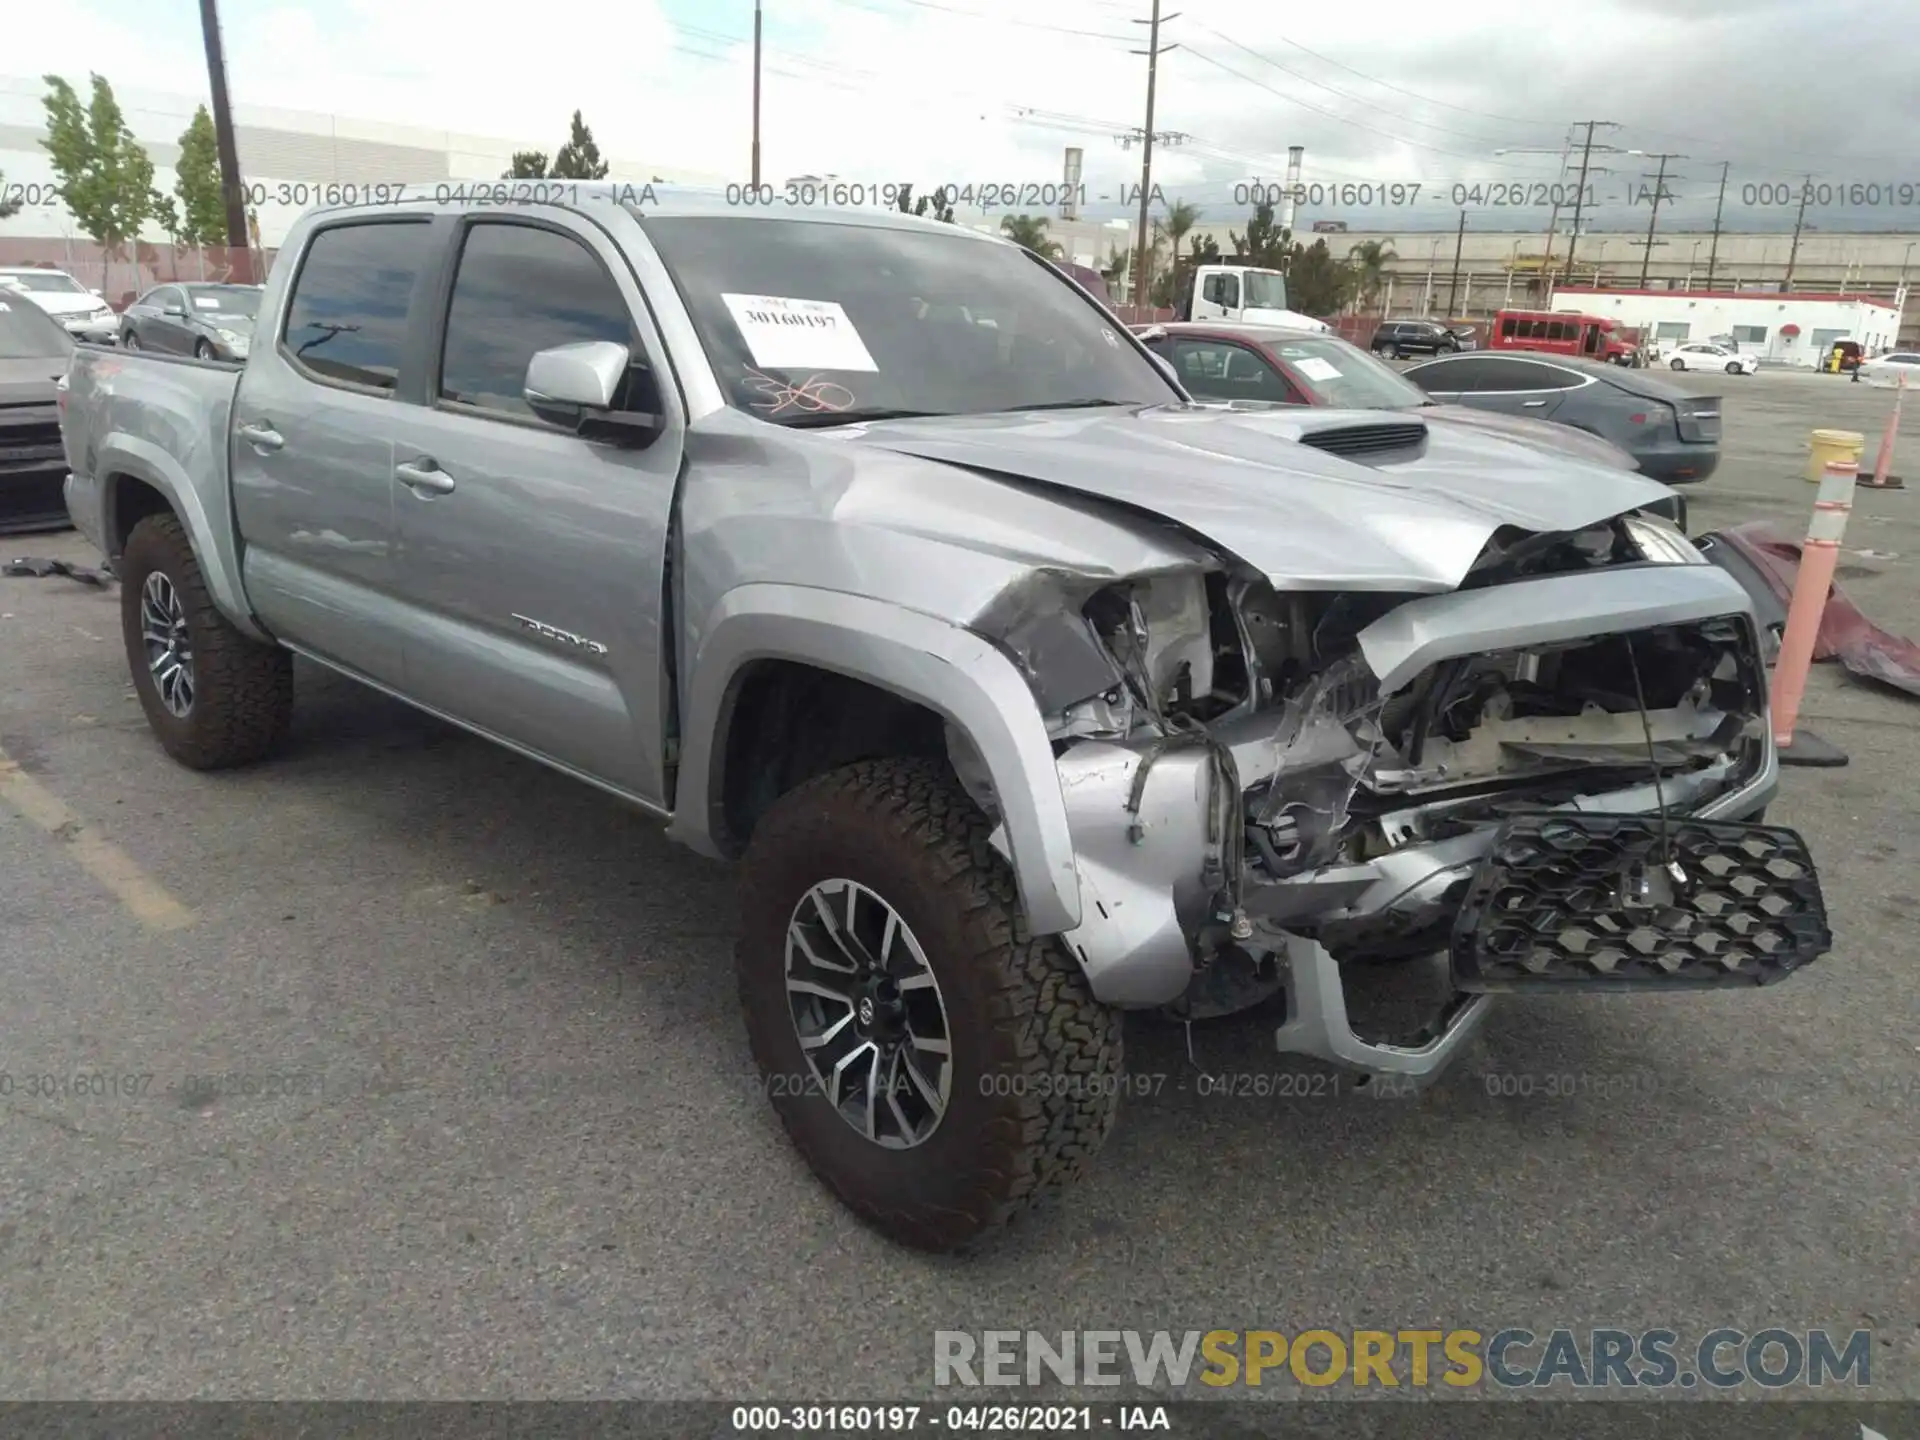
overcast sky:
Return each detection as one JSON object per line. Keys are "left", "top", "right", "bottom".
{"left": 15, "top": 0, "right": 1920, "bottom": 232}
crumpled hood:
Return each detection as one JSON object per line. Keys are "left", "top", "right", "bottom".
{"left": 854, "top": 404, "right": 1676, "bottom": 592}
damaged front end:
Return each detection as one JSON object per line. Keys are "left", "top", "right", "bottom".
{"left": 959, "top": 511, "right": 1833, "bottom": 1088}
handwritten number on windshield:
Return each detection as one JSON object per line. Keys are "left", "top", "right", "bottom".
{"left": 746, "top": 368, "right": 856, "bottom": 416}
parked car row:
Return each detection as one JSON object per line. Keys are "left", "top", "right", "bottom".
{"left": 1133, "top": 320, "right": 1719, "bottom": 495}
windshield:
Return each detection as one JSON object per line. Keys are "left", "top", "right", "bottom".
{"left": 640, "top": 217, "right": 1172, "bottom": 423}
{"left": 1, "top": 271, "right": 86, "bottom": 294}
{"left": 0, "top": 295, "right": 76, "bottom": 359}
{"left": 187, "top": 285, "right": 260, "bottom": 319}
{"left": 1242, "top": 271, "right": 1289, "bottom": 310}
{"left": 1270, "top": 335, "right": 1430, "bottom": 409}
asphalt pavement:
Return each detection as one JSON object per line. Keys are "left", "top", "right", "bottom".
{"left": 0, "top": 367, "right": 1915, "bottom": 1401}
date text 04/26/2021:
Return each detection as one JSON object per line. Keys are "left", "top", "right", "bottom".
{"left": 727, "top": 1405, "right": 1170, "bottom": 1432}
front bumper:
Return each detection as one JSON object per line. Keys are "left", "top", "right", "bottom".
{"left": 60, "top": 315, "right": 118, "bottom": 345}
{"left": 1046, "top": 564, "right": 1823, "bottom": 1088}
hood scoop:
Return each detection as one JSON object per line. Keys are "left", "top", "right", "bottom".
{"left": 1296, "top": 419, "right": 1428, "bottom": 462}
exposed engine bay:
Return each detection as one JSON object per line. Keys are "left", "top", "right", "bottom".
{"left": 960, "top": 511, "right": 1777, "bottom": 1025}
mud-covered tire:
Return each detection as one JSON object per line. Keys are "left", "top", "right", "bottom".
{"left": 119, "top": 512, "right": 292, "bottom": 769}
{"left": 737, "top": 758, "right": 1123, "bottom": 1252}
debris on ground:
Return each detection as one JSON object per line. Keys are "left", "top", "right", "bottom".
{"left": 3, "top": 557, "right": 114, "bottom": 587}
{"left": 1698, "top": 521, "right": 1920, "bottom": 699}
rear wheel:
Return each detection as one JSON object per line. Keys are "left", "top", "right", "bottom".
{"left": 736, "top": 758, "right": 1123, "bottom": 1252}
{"left": 195, "top": 339, "right": 215, "bottom": 360}
{"left": 1387, "top": 343, "right": 1402, "bottom": 360}
{"left": 119, "top": 513, "right": 293, "bottom": 769}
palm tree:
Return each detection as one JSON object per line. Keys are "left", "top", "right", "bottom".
{"left": 1101, "top": 244, "right": 1133, "bottom": 288}
{"left": 1153, "top": 200, "right": 1201, "bottom": 260}
{"left": 1347, "top": 238, "right": 1399, "bottom": 311}
{"left": 1000, "top": 213, "right": 1062, "bottom": 259}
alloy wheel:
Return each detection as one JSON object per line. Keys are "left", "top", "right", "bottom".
{"left": 784, "top": 878, "right": 953, "bottom": 1149}
{"left": 139, "top": 571, "right": 194, "bottom": 717}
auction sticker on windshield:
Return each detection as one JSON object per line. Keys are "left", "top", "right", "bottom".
{"left": 1293, "top": 357, "right": 1342, "bottom": 382}
{"left": 721, "top": 293, "right": 878, "bottom": 371}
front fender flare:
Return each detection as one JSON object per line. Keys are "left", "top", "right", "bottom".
{"left": 667, "top": 584, "right": 1083, "bottom": 936}
{"left": 96, "top": 434, "right": 269, "bottom": 643}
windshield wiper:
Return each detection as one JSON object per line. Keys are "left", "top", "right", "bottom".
{"left": 775, "top": 407, "right": 952, "bottom": 428}
{"left": 1002, "top": 398, "right": 1137, "bottom": 413}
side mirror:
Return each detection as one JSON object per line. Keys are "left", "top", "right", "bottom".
{"left": 524, "top": 340, "right": 661, "bottom": 441}
{"left": 164, "top": 303, "right": 187, "bottom": 317}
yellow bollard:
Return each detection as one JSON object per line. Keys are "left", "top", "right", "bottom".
{"left": 1804, "top": 427, "right": 1864, "bottom": 483}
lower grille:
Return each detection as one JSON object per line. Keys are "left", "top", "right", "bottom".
{"left": 0, "top": 410, "right": 64, "bottom": 474}
{"left": 1450, "top": 812, "right": 1830, "bottom": 990}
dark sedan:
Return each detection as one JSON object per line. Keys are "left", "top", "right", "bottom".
{"left": 119, "top": 282, "right": 261, "bottom": 360}
{"left": 1404, "top": 350, "right": 1721, "bottom": 485}
{"left": 0, "top": 295, "right": 76, "bottom": 533}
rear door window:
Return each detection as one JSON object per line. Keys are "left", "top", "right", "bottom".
{"left": 282, "top": 219, "right": 433, "bottom": 393}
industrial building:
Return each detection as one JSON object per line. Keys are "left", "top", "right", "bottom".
{"left": 1547, "top": 288, "right": 1903, "bottom": 367}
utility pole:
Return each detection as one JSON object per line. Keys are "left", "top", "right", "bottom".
{"left": 1785, "top": 174, "right": 1814, "bottom": 290}
{"left": 1446, "top": 208, "right": 1467, "bottom": 317}
{"left": 197, "top": 0, "right": 251, "bottom": 279}
{"left": 1538, "top": 126, "right": 1574, "bottom": 298}
{"left": 1129, "top": 0, "right": 1178, "bottom": 310}
{"left": 750, "top": 0, "right": 763, "bottom": 188}
{"left": 1635, "top": 151, "right": 1686, "bottom": 287}
{"left": 1561, "top": 120, "right": 1620, "bottom": 289}
{"left": 1703, "top": 160, "right": 1730, "bottom": 290}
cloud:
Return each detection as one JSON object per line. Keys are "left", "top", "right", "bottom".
{"left": 9, "top": 0, "right": 1918, "bottom": 233}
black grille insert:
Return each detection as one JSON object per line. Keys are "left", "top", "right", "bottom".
{"left": 1451, "top": 812, "right": 1830, "bottom": 991}
{"left": 1297, "top": 421, "right": 1428, "bottom": 460}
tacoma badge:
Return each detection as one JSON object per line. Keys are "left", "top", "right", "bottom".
{"left": 511, "top": 614, "right": 608, "bottom": 656}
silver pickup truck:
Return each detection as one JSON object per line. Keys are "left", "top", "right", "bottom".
{"left": 59, "top": 184, "right": 1831, "bottom": 1252}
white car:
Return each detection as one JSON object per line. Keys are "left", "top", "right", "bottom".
{"left": 0, "top": 267, "right": 118, "bottom": 343}
{"left": 1667, "top": 342, "right": 1758, "bottom": 375}
{"left": 1858, "top": 351, "right": 1920, "bottom": 386}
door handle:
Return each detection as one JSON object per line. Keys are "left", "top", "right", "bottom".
{"left": 1522, "top": 400, "right": 1548, "bottom": 407}
{"left": 396, "top": 459, "right": 456, "bottom": 495}
{"left": 237, "top": 420, "right": 284, "bottom": 451}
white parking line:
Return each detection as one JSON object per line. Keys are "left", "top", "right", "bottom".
{"left": 0, "top": 746, "right": 195, "bottom": 932}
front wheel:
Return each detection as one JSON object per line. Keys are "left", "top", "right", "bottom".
{"left": 122, "top": 330, "right": 140, "bottom": 351}
{"left": 195, "top": 339, "right": 215, "bottom": 360}
{"left": 119, "top": 513, "right": 293, "bottom": 769}
{"left": 1670, "top": 358, "right": 1687, "bottom": 370}
{"left": 1726, "top": 361, "right": 1744, "bottom": 375}
{"left": 1387, "top": 343, "right": 1402, "bottom": 360}
{"left": 736, "top": 758, "right": 1123, "bottom": 1252}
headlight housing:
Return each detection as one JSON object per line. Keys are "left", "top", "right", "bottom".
{"left": 1623, "top": 512, "right": 1706, "bottom": 565}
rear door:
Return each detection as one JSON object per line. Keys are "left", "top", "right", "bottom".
{"left": 1408, "top": 355, "right": 1587, "bottom": 417}
{"left": 230, "top": 214, "right": 438, "bottom": 687}
{"left": 382, "top": 211, "right": 685, "bottom": 805}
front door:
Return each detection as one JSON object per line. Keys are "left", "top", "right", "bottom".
{"left": 384, "top": 214, "right": 685, "bottom": 806}
{"left": 230, "top": 215, "right": 438, "bottom": 689}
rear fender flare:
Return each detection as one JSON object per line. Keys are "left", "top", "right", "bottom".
{"left": 97, "top": 434, "right": 268, "bottom": 642}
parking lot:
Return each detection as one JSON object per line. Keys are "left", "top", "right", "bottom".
{"left": 1, "top": 366, "right": 1916, "bottom": 1401}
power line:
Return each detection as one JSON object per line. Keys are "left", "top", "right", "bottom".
{"left": 1183, "top": 20, "right": 1542, "bottom": 148}
{"left": 1172, "top": 46, "right": 1568, "bottom": 169}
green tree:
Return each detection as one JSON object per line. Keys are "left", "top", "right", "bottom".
{"left": 0, "top": 169, "right": 19, "bottom": 221}
{"left": 1228, "top": 199, "right": 1289, "bottom": 269}
{"left": 172, "top": 105, "right": 226, "bottom": 246}
{"left": 999, "top": 213, "right": 1061, "bottom": 259}
{"left": 1101, "top": 244, "right": 1133, "bottom": 288}
{"left": 1149, "top": 199, "right": 1203, "bottom": 307}
{"left": 151, "top": 192, "right": 186, "bottom": 264}
{"left": 551, "top": 111, "right": 609, "bottom": 179}
{"left": 893, "top": 184, "right": 956, "bottom": 223}
{"left": 1284, "top": 238, "right": 1356, "bottom": 317}
{"left": 502, "top": 150, "right": 550, "bottom": 179}
{"left": 41, "top": 74, "right": 156, "bottom": 296}
{"left": 1346, "top": 237, "right": 1398, "bottom": 310}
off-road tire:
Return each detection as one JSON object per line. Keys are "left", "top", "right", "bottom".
{"left": 737, "top": 758, "right": 1123, "bottom": 1252}
{"left": 120, "top": 512, "right": 292, "bottom": 769}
